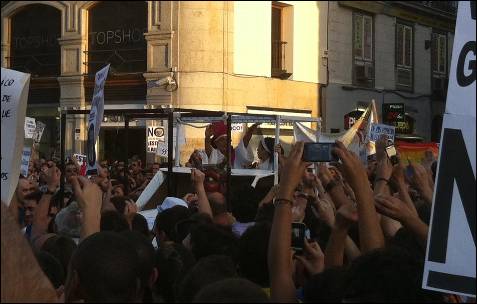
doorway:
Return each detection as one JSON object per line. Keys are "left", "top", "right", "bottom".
{"left": 99, "top": 127, "right": 146, "bottom": 164}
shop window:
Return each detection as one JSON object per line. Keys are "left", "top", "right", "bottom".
{"left": 86, "top": 1, "right": 147, "bottom": 103}
{"left": 10, "top": 4, "right": 61, "bottom": 104}
{"left": 87, "top": 1, "right": 147, "bottom": 74}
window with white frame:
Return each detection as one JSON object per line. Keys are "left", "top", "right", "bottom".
{"left": 432, "top": 32, "right": 447, "bottom": 76}
{"left": 396, "top": 22, "right": 413, "bottom": 90}
{"left": 353, "top": 12, "right": 374, "bottom": 88}
{"left": 431, "top": 31, "right": 448, "bottom": 97}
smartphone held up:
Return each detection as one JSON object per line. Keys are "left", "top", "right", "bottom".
{"left": 302, "top": 143, "right": 339, "bottom": 163}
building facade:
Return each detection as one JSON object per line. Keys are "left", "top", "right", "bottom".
{"left": 317, "top": 1, "right": 457, "bottom": 142}
{"left": 1, "top": 1, "right": 320, "bottom": 164}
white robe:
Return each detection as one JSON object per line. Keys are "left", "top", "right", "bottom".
{"left": 199, "top": 139, "right": 254, "bottom": 169}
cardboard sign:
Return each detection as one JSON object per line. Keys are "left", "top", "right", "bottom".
{"left": 1, "top": 68, "right": 31, "bottom": 206}
{"left": 423, "top": 1, "right": 476, "bottom": 297}
{"left": 156, "top": 142, "right": 169, "bottom": 158}
{"left": 24, "top": 117, "right": 36, "bottom": 139}
{"left": 73, "top": 154, "right": 87, "bottom": 166}
{"left": 20, "top": 140, "right": 33, "bottom": 178}
{"left": 147, "top": 126, "right": 165, "bottom": 153}
{"left": 86, "top": 64, "right": 110, "bottom": 176}
{"left": 33, "top": 120, "right": 46, "bottom": 144}
{"left": 368, "top": 123, "right": 395, "bottom": 143}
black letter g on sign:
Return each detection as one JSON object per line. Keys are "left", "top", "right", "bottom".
{"left": 457, "top": 41, "right": 476, "bottom": 87}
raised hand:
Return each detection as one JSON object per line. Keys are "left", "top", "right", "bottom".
{"left": 332, "top": 141, "right": 369, "bottom": 190}
{"left": 191, "top": 168, "right": 205, "bottom": 187}
{"left": 69, "top": 176, "right": 103, "bottom": 240}
{"left": 44, "top": 164, "right": 61, "bottom": 192}
{"left": 294, "top": 239, "right": 325, "bottom": 276}
{"left": 409, "top": 161, "right": 434, "bottom": 204}
{"left": 374, "top": 194, "right": 416, "bottom": 224}
{"left": 277, "top": 142, "right": 310, "bottom": 199}
{"left": 332, "top": 140, "right": 385, "bottom": 253}
{"left": 335, "top": 202, "right": 358, "bottom": 229}
{"left": 69, "top": 176, "right": 102, "bottom": 211}
{"left": 375, "top": 134, "right": 388, "bottom": 162}
{"left": 317, "top": 163, "right": 333, "bottom": 187}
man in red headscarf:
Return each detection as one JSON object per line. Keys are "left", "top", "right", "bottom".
{"left": 202, "top": 121, "right": 260, "bottom": 169}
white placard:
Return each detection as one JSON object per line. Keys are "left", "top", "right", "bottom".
{"left": 24, "top": 117, "right": 36, "bottom": 139}
{"left": 136, "top": 170, "right": 165, "bottom": 211}
{"left": 368, "top": 123, "right": 395, "bottom": 143}
{"left": 20, "top": 140, "right": 33, "bottom": 178}
{"left": 156, "top": 142, "right": 169, "bottom": 158}
{"left": 1, "top": 68, "right": 31, "bottom": 206}
{"left": 423, "top": 1, "right": 476, "bottom": 297}
{"left": 147, "top": 125, "right": 165, "bottom": 153}
{"left": 444, "top": 2, "right": 476, "bottom": 118}
{"left": 86, "top": 64, "right": 110, "bottom": 176}
{"left": 33, "top": 120, "right": 46, "bottom": 144}
{"left": 73, "top": 154, "right": 87, "bottom": 167}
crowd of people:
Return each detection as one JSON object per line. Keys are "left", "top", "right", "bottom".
{"left": 2, "top": 126, "right": 474, "bottom": 302}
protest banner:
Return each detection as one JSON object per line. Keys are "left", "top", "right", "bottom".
{"left": 1, "top": 68, "right": 30, "bottom": 206}
{"left": 86, "top": 64, "right": 110, "bottom": 176}
{"left": 395, "top": 142, "right": 439, "bottom": 164}
{"left": 423, "top": 1, "right": 476, "bottom": 297}
{"left": 368, "top": 123, "right": 395, "bottom": 143}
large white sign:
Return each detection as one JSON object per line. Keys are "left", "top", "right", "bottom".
{"left": 86, "top": 64, "right": 110, "bottom": 175}
{"left": 423, "top": 1, "right": 476, "bottom": 297}
{"left": 1, "top": 68, "right": 31, "bottom": 205}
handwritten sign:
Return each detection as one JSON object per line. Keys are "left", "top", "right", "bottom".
{"left": 33, "top": 120, "right": 45, "bottom": 144}
{"left": 1, "top": 68, "right": 31, "bottom": 205}
{"left": 368, "top": 123, "right": 395, "bottom": 143}
{"left": 156, "top": 142, "right": 169, "bottom": 158}
{"left": 86, "top": 64, "right": 110, "bottom": 176}
{"left": 24, "top": 117, "right": 36, "bottom": 139}
{"left": 147, "top": 125, "right": 165, "bottom": 153}
{"left": 20, "top": 140, "right": 33, "bottom": 178}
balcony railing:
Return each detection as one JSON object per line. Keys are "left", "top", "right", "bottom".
{"left": 272, "top": 40, "right": 289, "bottom": 79}
{"left": 411, "top": 1, "right": 458, "bottom": 15}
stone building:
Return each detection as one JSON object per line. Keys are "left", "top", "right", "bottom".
{"left": 1, "top": 1, "right": 321, "bottom": 163}
{"left": 317, "top": 1, "right": 457, "bottom": 142}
